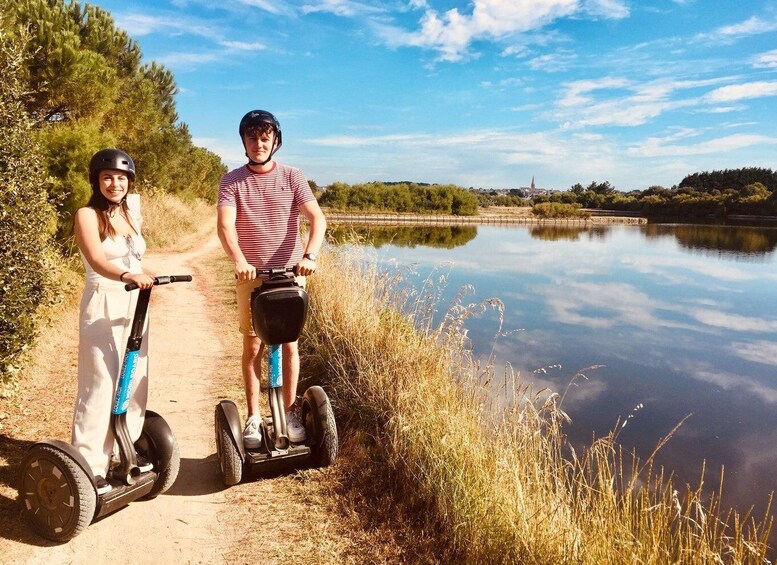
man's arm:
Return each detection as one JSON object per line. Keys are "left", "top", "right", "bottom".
{"left": 297, "top": 199, "right": 327, "bottom": 275}
{"left": 217, "top": 205, "right": 255, "bottom": 280}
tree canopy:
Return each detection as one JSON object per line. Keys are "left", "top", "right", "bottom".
{"left": 3, "top": 0, "right": 226, "bottom": 235}
{"left": 0, "top": 0, "right": 226, "bottom": 384}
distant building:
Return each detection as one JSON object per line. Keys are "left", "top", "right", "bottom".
{"left": 520, "top": 176, "right": 551, "bottom": 197}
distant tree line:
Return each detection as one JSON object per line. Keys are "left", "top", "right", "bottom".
{"left": 319, "top": 181, "right": 479, "bottom": 216}
{"left": 475, "top": 188, "right": 525, "bottom": 208}
{"left": 533, "top": 168, "right": 777, "bottom": 218}
{"left": 0, "top": 0, "right": 226, "bottom": 384}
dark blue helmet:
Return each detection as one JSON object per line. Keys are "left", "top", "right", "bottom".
{"left": 239, "top": 110, "right": 282, "bottom": 150}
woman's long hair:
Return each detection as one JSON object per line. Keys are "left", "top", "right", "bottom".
{"left": 86, "top": 184, "right": 138, "bottom": 241}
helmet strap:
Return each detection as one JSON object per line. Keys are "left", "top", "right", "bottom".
{"left": 246, "top": 152, "right": 272, "bottom": 167}
{"left": 243, "top": 138, "right": 280, "bottom": 167}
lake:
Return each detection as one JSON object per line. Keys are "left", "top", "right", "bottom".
{"left": 330, "top": 221, "right": 777, "bottom": 523}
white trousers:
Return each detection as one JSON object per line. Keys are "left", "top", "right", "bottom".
{"left": 72, "top": 281, "right": 149, "bottom": 478}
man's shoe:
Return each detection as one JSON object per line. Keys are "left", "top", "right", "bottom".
{"left": 286, "top": 411, "right": 307, "bottom": 443}
{"left": 95, "top": 475, "right": 112, "bottom": 495}
{"left": 243, "top": 415, "right": 263, "bottom": 449}
{"left": 136, "top": 455, "right": 153, "bottom": 473}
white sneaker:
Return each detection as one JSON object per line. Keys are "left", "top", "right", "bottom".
{"left": 136, "top": 455, "right": 154, "bottom": 473}
{"left": 243, "top": 415, "right": 263, "bottom": 448}
{"left": 95, "top": 475, "right": 112, "bottom": 495}
{"left": 286, "top": 411, "right": 307, "bottom": 443}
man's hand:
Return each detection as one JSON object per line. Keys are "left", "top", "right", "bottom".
{"left": 234, "top": 260, "right": 256, "bottom": 281}
{"left": 295, "top": 257, "right": 316, "bottom": 276}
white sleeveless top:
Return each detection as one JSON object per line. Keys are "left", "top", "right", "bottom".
{"left": 80, "top": 212, "right": 146, "bottom": 286}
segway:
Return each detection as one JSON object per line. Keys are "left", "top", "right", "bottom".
{"left": 17, "top": 275, "right": 192, "bottom": 541}
{"left": 214, "top": 268, "right": 338, "bottom": 485}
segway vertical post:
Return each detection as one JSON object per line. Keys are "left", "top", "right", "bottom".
{"left": 112, "top": 286, "right": 152, "bottom": 484}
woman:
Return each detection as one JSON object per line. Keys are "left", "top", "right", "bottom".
{"left": 72, "top": 148, "right": 154, "bottom": 494}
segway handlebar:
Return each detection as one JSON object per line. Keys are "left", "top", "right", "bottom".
{"left": 256, "top": 266, "right": 296, "bottom": 277}
{"left": 124, "top": 275, "right": 193, "bottom": 291}
{"left": 234, "top": 266, "right": 297, "bottom": 280}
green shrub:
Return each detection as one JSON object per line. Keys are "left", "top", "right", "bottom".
{"left": 532, "top": 201, "right": 588, "bottom": 218}
{"left": 0, "top": 29, "right": 59, "bottom": 390}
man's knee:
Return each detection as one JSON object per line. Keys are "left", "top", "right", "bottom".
{"left": 242, "top": 336, "right": 264, "bottom": 360}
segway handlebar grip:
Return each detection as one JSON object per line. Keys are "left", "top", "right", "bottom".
{"left": 124, "top": 274, "right": 193, "bottom": 291}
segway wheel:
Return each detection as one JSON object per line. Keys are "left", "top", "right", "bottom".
{"left": 136, "top": 411, "right": 180, "bottom": 500}
{"left": 302, "top": 386, "right": 338, "bottom": 467}
{"left": 17, "top": 444, "right": 96, "bottom": 542}
{"left": 215, "top": 407, "right": 242, "bottom": 485}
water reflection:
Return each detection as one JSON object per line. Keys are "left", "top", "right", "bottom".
{"left": 643, "top": 224, "right": 777, "bottom": 261}
{"left": 529, "top": 225, "right": 610, "bottom": 242}
{"left": 327, "top": 225, "right": 477, "bottom": 249}
{"left": 337, "top": 222, "right": 777, "bottom": 546}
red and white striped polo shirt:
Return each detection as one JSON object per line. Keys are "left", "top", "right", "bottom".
{"left": 217, "top": 162, "right": 315, "bottom": 268}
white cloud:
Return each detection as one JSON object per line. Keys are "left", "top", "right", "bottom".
{"left": 301, "top": 0, "right": 384, "bottom": 17}
{"left": 691, "top": 367, "right": 777, "bottom": 404}
{"left": 114, "top": 12, "right": 219, "bottom": 38}
{"left": 689, "top": 309, "right": 777, "bottom": 333}
{"left": 156, "top": 52, "right": 222, "bottom": 67}
{"left": 236, "top": 0, "right": 290, "bottom": 15}
{"left": 706, "top": 81, "right": 777, "bottom": 103}
{"left": 731, "top": 340, "right": 777, "bottom": 367}
{"left": 376, "top": 0, "right": 627, "bottom": 62}
{"left": 582, "top": 0, "right": 629, "bottom": 19}
{"left": 629, "top": 133, "right": 777, "bottom": 157}
{"left": 753, "top": 49, "right": 777, "bottom": 69}
{"left": 220, "top": 40, "right": 267, "bottom": 51}
{"left": 538, "top": 281, "right": 682, "bottom": 330}
{"left": 695, "top": 15, "right": 777, "bottom": 43}
{"left": 714, "top": 15, "right": 777, "bottom": 38}
{"left": 528, "top": 50, "right": 578, "bottom": 72}
{"left": 553, "top": 77, "right": 723, "bottom": 127}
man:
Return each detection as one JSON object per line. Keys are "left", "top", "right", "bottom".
{"left": 217, "top": 109, "right": 326, "bottom": 446}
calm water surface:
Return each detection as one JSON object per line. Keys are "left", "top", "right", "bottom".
{"left": 332, "top": 222, "right": 777, "bottom": 521}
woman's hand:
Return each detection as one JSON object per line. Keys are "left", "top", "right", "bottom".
{"left": 124, "top": 272, "right": 155, "bottom": 289}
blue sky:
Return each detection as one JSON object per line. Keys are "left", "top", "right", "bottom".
{"left": 92, "top": 0, "right": 777, "bottom": 191}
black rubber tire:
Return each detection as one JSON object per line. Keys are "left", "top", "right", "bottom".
{"left": 215, "top": 407, "right": 242, "bottom": 486}
{"left": 302, "top": 386, "right": 338, "bottom": 467}
{"left": 136, "top": 413, "right": 180, "bottom": 500}
{"left": 17, "top": 445, "right": 96, "bottom": 542}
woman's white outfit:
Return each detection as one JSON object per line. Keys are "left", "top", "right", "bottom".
{"left": 72, "top": 217, "right": 149, "bottom": 478}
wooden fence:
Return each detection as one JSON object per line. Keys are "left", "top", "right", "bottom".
{"left": 326, "top": 212, "right": 647, "bottom": 226}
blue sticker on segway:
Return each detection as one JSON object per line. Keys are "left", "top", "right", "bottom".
{"left": 112, "top": 349, "right": 139, "bottom": 415}
{"left": 269, "top": 345, "right": 282, "bottom": 388}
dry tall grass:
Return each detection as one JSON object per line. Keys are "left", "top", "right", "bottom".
{"left": 302, "top": 245, "right": 773, "bottom": 564}
{"left": 136, "top": 188, "right": 214, "bottom": 250}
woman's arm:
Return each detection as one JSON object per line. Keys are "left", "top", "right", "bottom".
{"left": 74, "top": 207, "right": 153, "bottom": 288}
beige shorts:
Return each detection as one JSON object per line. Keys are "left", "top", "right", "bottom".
{"left": 236, "top": 276, "right": 307, "bottom": 336}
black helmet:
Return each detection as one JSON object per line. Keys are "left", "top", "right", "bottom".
{"left": 239, "top": 110, "right": 282, "bottom": 149}
{"left": 89, "top": 148, "right": 135, "bottom": 187}
{"left": 239, "top": 110, "right": 283, "bottom": 167}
